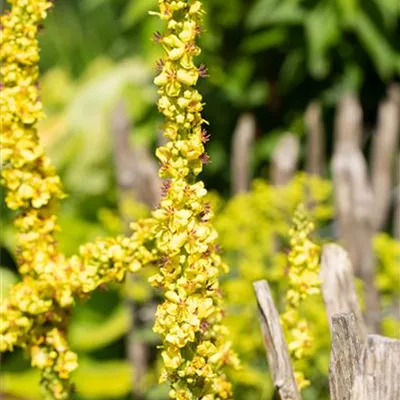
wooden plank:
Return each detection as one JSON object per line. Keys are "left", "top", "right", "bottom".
{"left": 320, "top": 244, "right": 367, "bottom": 342}
{"left": 329, "top": 313, "right": 361, "bottom": 400}
{"left": 351, "top": 335, "right": 400, "bottom": 400}
{"left": 331, "top": 94, "right": 381, "bottom": 333}
{"left": 253, "top": 280, "right": 301, "bottom": 400}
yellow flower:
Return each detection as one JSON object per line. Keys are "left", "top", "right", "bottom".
{"left": 149, "top": 1, "right": 238, "bottom": 397}
{"left": 281, "top": 204, "right": 321, "bottom": 391}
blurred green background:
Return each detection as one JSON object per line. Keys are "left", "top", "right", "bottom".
{"left": 1, "top": 0, "right": 399, "bottom": 399}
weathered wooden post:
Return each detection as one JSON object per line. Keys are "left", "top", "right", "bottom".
{"left": 331, "top": 93, "right": 380, "bottom": 333}
{"left": 305, "top": 101, "right": 325, "bottom": 176}
{"left": 320, "top": 244, "right": 367, "bottom": 341}
{"left": 329, "top": 313, "right": 361, "bottom": 400}
{"left": 253, "top": 280, "right": 301, "bottom": 400}
{"left": 271, "top": 133, "right": 300, "bottom": 186}
{"left": 231, "top": 113, "right": 256, "bottom": 194}
{"left": 351, "top": 335, "right": 400, "bottom": 400}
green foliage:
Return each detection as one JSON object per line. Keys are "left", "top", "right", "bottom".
{"left": 1, "top": 359, "right": 132, "bottom": 399}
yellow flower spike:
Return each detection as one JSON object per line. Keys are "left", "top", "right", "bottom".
{"left": 281, "top": 204, "right": 321, "bottom": 391}
{"left": 1, "top": 2, "right": 160, "bottom": 396}
{"left": 150, "top": 2, "right": 238, "bottom": 396}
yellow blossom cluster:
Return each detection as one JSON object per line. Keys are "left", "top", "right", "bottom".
{"left": 281, "top": 204, "right": 321, "bottom": 390}
{"left": 0, "top": 0, "right": 64, "bottom": 277}
{"left": 0, "top": 225, "right": 155, "bottom": 399}
{"left": 0, "top": 1, "right": 156, "bottom": 398}
{"left": 148, "top": 1, "right": 239, "bottom": 398}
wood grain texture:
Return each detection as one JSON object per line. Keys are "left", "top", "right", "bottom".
{"left": 253, "top": 280, "right": 301, "bottom": 400}
{"left": 320, "top": 244, "right": 367, "bottom": 342}
{"left": 329, "top": 313, "right": 361, "bottom": 400}
{"left": 351, "top": 335, "right": 400, "bottom": 400}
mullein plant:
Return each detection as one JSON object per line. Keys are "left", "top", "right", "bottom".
{"left": 0, "top": 0, "right": 238, "bottom": 399}
{"left": 0, "top": 1, "right": 155, "bottom": 394}
{"left": 148, "top": 1, "right": 239, "bottom": 398}
{"left": 281, "top": 204, "right": 321, "bottom": 390}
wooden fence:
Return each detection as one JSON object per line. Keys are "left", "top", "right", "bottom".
{"left": 253, "top": 244, "right": 400, "bottom": 400}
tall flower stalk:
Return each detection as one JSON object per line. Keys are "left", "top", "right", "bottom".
{"left": 0, "top": 0, "right": 65, "bottom": 278}
{"left": 0, "top": 1, "right": 76, "bottom": 397}
{"left": 149, "top": 1, "right": 239, "bottom": 398}
{"left": 281, "top": 204, "right": 321, "bottom": 390}
{"left": 0, "top": 2, "right": 154, "bottom": 398}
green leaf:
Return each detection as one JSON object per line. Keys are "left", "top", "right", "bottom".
{"left": 241, "top": 29, "right": 286, "bottom": 54}
{"left": 81, "top": 0, "right": 116, "bottom": 12}
{"left": 222, "top": 58, "right": 254, "bottom": 103}
{"left": 354, "top": 10, "right": 396, "bottom": 79}
{"left": 279, "top": 49, "right": 305, "bottom": 93}
{"left": 335, "top": 0, "right": 359, "bottom": 26}
{"left": 246, "top": 81, "right": 269, "bottom": 107}
{"left": 372, "top": 0, "right": 400, "bottom": 30}
{"left": 305, "top": 3, "right": 340, "bottom": 79}
{"left": 208, "top": 0, "right": 244, "bottom": 28}
{"left": 121, "top": 0, "right": 158, "bottom": 28}
{"left": 69, "top": 304, "right": 130, "bottom": 351}
{"left": 247, "top": 0, "right": 305, "bottom": 29}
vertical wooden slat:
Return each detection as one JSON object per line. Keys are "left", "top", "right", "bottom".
{"left": 305, "top": 101, "right": 325, "bottom": 176}
{"left": 231, "top": 113, "right": 256, "bottom": 194}
{"left": 253, "top": 280, "right": 301, "bottom": 400}
{"left": 320, "top": 244, "right": 367, "bottom": 342}
{"left": 351, "top": 335, "right": 400, "bottom": 400}
{"left": 271, "top": 133, "right": 300, "bottom": 186}
{"left": 370, "top": 84, "right": 400, "bottom": 231}
{"left": 329, "top": 313, "right": 361, "bottom": 400}
{"left": 331, "top": 93, "right": 381, "bottom": 333}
